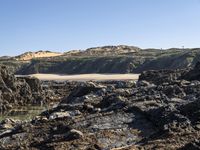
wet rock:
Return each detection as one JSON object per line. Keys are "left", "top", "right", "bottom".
{"left": 49, "top": 111, "right": 71, "bottom": 120}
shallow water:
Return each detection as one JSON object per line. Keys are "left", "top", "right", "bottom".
{"left": 0, "top": 104, "right": 56, "bottom": 121}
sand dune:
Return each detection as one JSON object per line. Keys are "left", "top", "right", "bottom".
{"left": 15, "top": 51, "right": 63, "bottom": 61}
{"left": 26, "top": 73, "right": 139, "bottom": 81}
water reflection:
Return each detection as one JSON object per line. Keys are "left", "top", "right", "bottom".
{"left": 0, "top": 104, "right": 57, "bottom": 121}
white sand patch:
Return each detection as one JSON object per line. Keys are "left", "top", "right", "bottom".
{"left": 22, "top": 74, "right": 139, "bottom": 81}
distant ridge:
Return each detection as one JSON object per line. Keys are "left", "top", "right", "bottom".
{"left": 6, "top": 45, "right": 141, "bottom": 60}
{"left": 83, "top": 45, "right": 140, "bottom": 56}
{"left": 0, "top": 56, "right": 11, "bottom": 60}
{"left": 62, "top": 45, "right": 141, "bottom": 57}
{"left": 1, "top": 45, "right": 200, "bottom": 59}
{"left": 1, "top": 45, "right": 200, "bottom": 75}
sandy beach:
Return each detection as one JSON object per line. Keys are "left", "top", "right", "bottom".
{"left": 23, "top": 73, "right": 140, "bottom": 81}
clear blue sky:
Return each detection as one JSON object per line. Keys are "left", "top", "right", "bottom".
{"left": 0, "top": 0, "right": 200, "bottom": 56}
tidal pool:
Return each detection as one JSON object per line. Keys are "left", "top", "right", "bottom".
{"left": 0, "top": 104, "right": 56, "bottom": 121}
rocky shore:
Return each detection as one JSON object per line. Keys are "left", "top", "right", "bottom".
{"left": 1, "top": 63, "right": 200, "bottom": 149}
{"left": 0, "top": 65, "right": 76, "bottom": 113}
{"left": 0, "top": 65, "right": 44, "bottom": 112}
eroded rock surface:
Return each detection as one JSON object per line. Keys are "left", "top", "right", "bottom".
{"left": 2, "top": 63, "right": 200, "bottom": 149}
{"left": 0, "top": 65, "right": 46, "bottom": 112}
{"left": 0, "top": 65, "right": 77, "bottom": 114}
{"left": 0, "top": 66, "right": 53, "bottom": 113}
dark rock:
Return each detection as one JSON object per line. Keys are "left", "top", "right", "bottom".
{"left": 139, "top": 69, "right": 188, "bottom": 85}
{"left": 180, "top": 140, "right": 200, "bottom": 150}
{"left": 3, "top": 64, "right": 200, "bottom": 149}
{"left": 183, "top": 61, "right": 200, "bottom": 81}
{"left": 60, "top": 82, "right": 105, "bottom": 104}
{"left": 0, "top": 65, "right": 46, "bottom": 113}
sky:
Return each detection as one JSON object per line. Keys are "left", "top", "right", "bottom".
{"left": 0, "top": 0, "right": 200, "bottom": 56}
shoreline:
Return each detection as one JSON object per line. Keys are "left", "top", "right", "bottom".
{"left": 16, "top": 73, "right": 140, "bottom": 81}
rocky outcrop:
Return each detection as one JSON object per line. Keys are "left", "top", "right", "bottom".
{"left": 41, "top": 80, "right": 78, "bottom": 102}
{"left": 3, "top": 62, "right": 200, "bottom": 149}
{"left": 0, "top": 65, "right": 45, "bottom": 113}
{"left": 0, "top": 65, "right": 78, "bottom": 114}
{"left": 139, "top": 69, "right": 190, "bottom": 85}
{"left": 182, "top": 61, "right": 200, "bottom": 81}
{"left": 2, "top": 65, "right": 200, "bottom": 149}
{"left": 139, "top": 61, "right": 200, "bottom": 85}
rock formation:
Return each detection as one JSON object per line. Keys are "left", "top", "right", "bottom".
{"left": 0, "top": 65, "right": 45, "bottom": 112}
{"left": 2, "top": 62, "right": 200, "bottom": 149}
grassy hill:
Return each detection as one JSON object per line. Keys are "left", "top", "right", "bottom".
{"left": 1, "top": 46, "right": 200, "bottom": 75}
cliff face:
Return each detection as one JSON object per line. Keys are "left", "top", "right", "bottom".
{"left": 16, "top": 56, "right": 145, "bottom": 75}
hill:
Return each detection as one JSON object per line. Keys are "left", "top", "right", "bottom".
{"left": 14, "top": 50, "right": 63, "bottom": 61}
{"left": 0, "top": 46, "right": 200, "bottom": 75}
